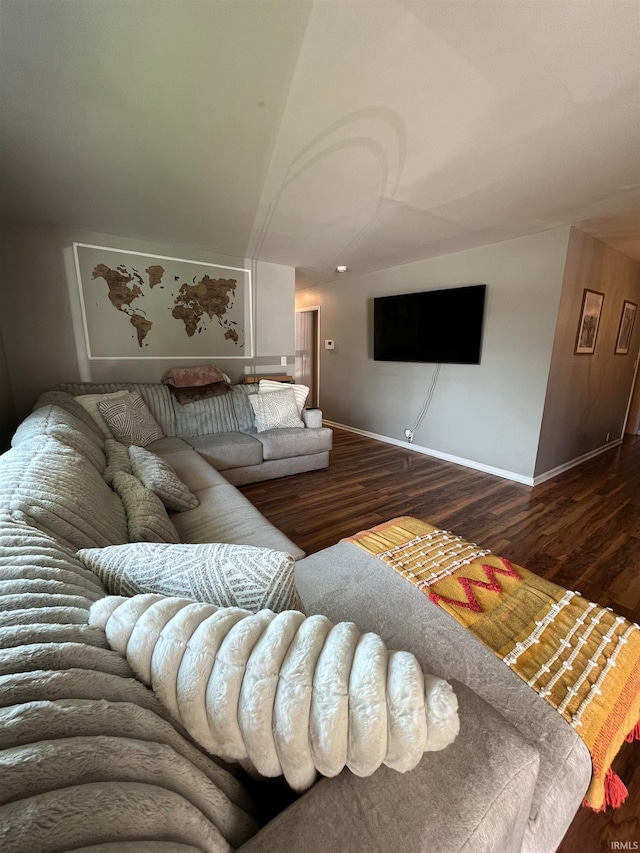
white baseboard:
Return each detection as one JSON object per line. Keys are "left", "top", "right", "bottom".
{"left": 532, "top": 438, "right": 622, "bottom": 485}
{"left": 322, "top": 420, "right": 535, "bottom": 486}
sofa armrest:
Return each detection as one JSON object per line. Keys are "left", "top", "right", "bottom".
{"left": 239, "top": 681, "right": 540, "bottom": 853}
{"left": 301, "top": 408, "right": 323, "bottom": 429}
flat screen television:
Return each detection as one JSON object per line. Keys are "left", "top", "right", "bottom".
{"left": 373, "top": 284, "right": 486, "bottom": 364}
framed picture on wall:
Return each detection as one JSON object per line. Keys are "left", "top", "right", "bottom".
{"left": 574, "top": 289, "right": 605, "bottom": 355}
{"left": 614, "top": 300, "right": 637, "bottom": 355}
{"left": 73, "top": 243, "right": 254, "bottom": 360}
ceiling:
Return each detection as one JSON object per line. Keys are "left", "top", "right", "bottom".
{"left": 1, "top": 0, "right": 639, "bottom": 288}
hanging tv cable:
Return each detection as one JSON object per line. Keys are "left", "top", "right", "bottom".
{"left": 404, "top": 363, "right": 441, "bottom": 443}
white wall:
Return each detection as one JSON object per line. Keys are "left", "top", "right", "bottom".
{"left": 0, "top": 218, "right": 295, "bottom": 418}
{"left": 297, "top": 228, "right": 571, "bottom": 479}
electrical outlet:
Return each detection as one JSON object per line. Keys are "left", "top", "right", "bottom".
{"left": 324, "top": 340, "right": 335, "bottom": 350}
{"left": 404, "top": 428, "right": 414, "bottom": 443}
{"left": 280, "top": 356, "right": 287, "bottom": 366}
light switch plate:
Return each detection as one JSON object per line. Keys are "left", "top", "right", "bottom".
{"left": 280, "top": 356, "right": 287, "bottom": 366}
{"left": 324, "top": 339, "right": 335, "bottom": 350}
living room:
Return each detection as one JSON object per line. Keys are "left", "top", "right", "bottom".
{"left": 1, "top": 1, "right": 639, "bottom": 852}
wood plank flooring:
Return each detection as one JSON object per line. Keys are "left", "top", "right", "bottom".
{"left": 241, "top": 427, "right": 640, "bottom": 852}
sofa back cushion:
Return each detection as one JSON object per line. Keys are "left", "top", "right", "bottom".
{"left": 172, "top": 392, "right": 239, "bottom": 437}
{"left": 12, "top": 403, "right": 108, "bottom": 473}
{"left": 0, "top": 435, "right": 128, "bottom": 550}
{"left": 231, "top": 384, "right": 258, "bottom": 431}
{"left": 32, "top": 391, "right": 106, "bottom": 443}
{"left": 57, "top": 383, "right": 177, "bottom": 437}
{"left": 0, "top": 515, "right": 260, "bottom": 850}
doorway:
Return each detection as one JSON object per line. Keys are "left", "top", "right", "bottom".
{"left": 295, "top": 306, "right": 320, "bottom": 408}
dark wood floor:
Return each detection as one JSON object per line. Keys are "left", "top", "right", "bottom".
{"left": 242, "top": 427, "right": 640, "bottom": 852}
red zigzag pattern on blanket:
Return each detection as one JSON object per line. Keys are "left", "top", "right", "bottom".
{"left": 428, "top": 558, "right": 520, "bottom": 613}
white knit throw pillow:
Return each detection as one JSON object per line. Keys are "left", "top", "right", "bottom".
{"left": 249, "top": 388, "right": 304, "bottom": 433}
{"left": 258, "top": 379, "right": 309, "bottom": 414}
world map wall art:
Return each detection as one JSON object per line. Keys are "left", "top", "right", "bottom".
{"left": 73, "top": 243, "right": 253, "bottom": 359}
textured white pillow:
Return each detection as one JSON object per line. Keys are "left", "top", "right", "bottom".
{"left": 258, "top": 379, "right": 309, "bottom": 414}
{"left": 98, "top": 392, "right": 163, "bottom": 447}
{"left": 79, "top": 541, "right": 303, "bottom": 613}
{"left": 76, "top": 391, "right": 131, "bottom": 438}
{"left": 129, "top": 445, "right": 198, "bottom": 512}
{"left": 249, "top": 388, "right": 304, "bottom": 433}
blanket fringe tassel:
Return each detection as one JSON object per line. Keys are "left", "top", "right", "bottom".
{"left": 624, "top": 719, "right": 640, "bottom": 743}
{"left": 586, "top": 768, "right": 629, "bottom": 812}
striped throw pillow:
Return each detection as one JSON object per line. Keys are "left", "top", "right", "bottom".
{"left": 78, "top": 541, "right": 303, "bottom": 614}
{"left": 258, "top": 380, "right": 309, "bottom": 414}
{"left": 98, "top": 393, "right": 163, "bottom": 447}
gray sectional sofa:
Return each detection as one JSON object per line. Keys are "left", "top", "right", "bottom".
{"left": 58, "top": 381, "right": 333, "bottom": 486}
{"left": 0, "top": 387, "right": 591, "bottom": 853}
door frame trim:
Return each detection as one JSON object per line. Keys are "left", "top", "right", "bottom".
{"left": 295, "top": 305, "right": 321, "bottom": 407}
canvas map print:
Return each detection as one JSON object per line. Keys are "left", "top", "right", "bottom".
{"left": 74, "top": 244, "right": 252, "bottom": 359}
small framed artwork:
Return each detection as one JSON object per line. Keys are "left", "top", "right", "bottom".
{"left": 575, "top": 289, "right": 605, "bottom": 355}
{"left": 614, "top": 300, "right": 637, "bottom": 355}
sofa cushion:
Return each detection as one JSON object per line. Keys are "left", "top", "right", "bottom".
{"left": 254, "top": 426, "right": 333, "bottom": 461}
{"left": 187, "top": 433, "right": 263, "bottom": 471}
{"left": 12, "top": 404, "right": 105, "bottom": 455}
{"left": 129, "top": 446, "right": 199, "bottom": 512}
{"left": 249, "top": 388, "right": 304, "bottom": 433}
{"left": 173, "top": 393, "right": 239, "bottom": 437}
{"left": 148, "top": 441, "right": 230, "bottom": 492}
{"left": 79, "top": 541, "right": 303, "bottom": 613}
{"left": 0, "top": 437, "right": 128, "bottom": 550}
{"left": 240, "top": 680, "right": 538, "bottom": 853}
{"left": 0, "top": 512, "right": 259, "bottom": 852}
{"left": 33, "top": 391, "right": 107, "bottom": 443}
{"left": 13, "top": 407, "right": 107, "bottom": 474}
{"left": 170, "top": 484, "right": 305, "bottom": 559}
{"left": 296, "top": 542, "right": 592, "bottom": 853}
{"left": 112, "top": 472, "right": 180, "bottom": 544}
{"left": 0, "top": 518, "right": 106, "bottom": 600}
{"left": 230, "top": 384, "right": 258, "bottom": 431}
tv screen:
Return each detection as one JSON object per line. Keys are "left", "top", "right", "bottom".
{"left": 373, "top": 284, "right": 486, "bottom": 364}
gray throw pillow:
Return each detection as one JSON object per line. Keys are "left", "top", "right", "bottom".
{"left": 112, "top": 471, "right": 180, "bottom": 544}
{"left": 248, "top": 388, "right": 304, "bottom": 433}
{"left": 98, "top": 392, "right": 164, "bottom": 447}
{"left": 129, "top": 445, "right": 198, "bottom": 512}
{"left": 103, "top": 439, "right": 132, "bottom": 486}
{"left": 78, "top": 541, "right": 304, "bottom": 614}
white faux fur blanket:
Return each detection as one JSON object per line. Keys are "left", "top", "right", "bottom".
{"left": 90, "top": 594, "right": 459, "bottom": 791}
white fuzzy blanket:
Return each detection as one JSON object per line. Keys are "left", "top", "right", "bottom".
{"left": 90, "top": 594, "right": 459, "bottom": 791}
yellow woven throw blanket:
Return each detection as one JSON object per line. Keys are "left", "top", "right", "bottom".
{"left": 343, "top": 516, "right": 640, "bottom": 812}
